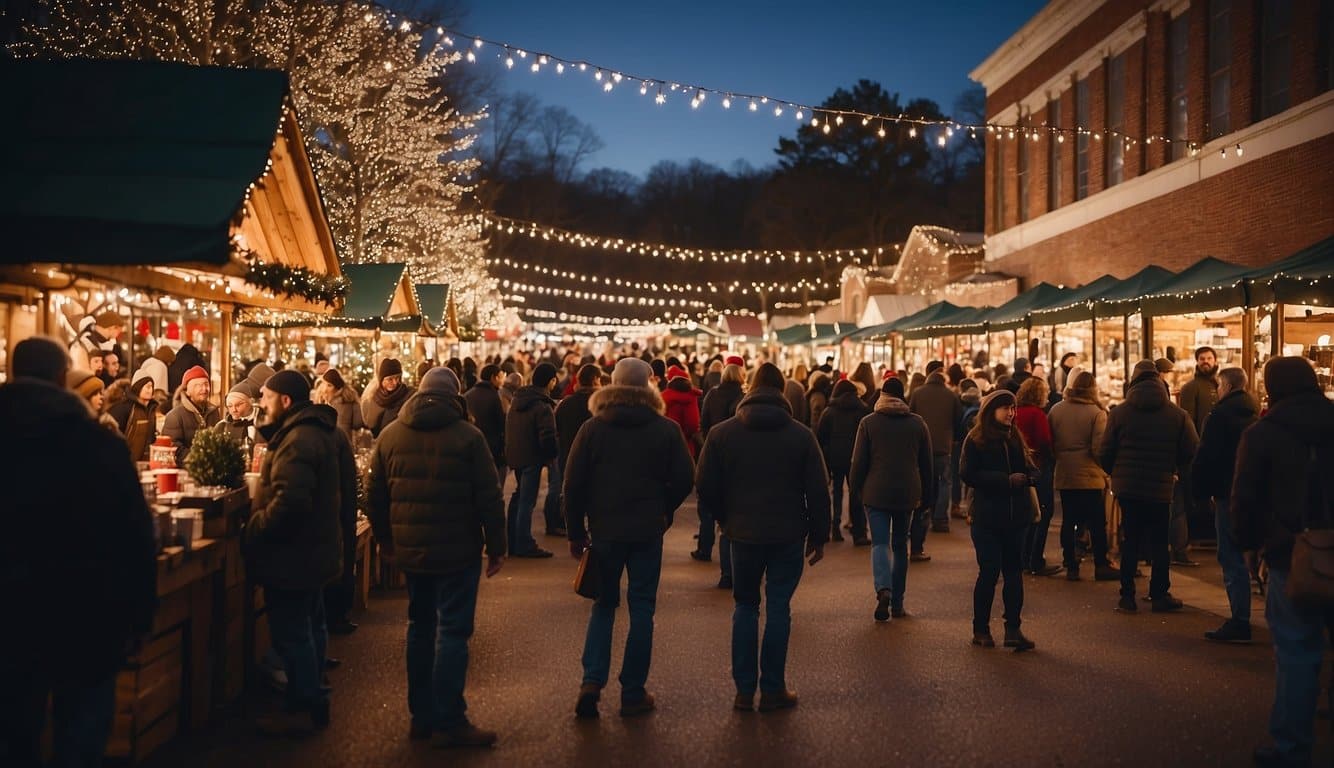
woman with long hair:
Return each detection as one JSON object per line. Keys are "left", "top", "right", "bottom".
{"left": 850, "top": 362, "right": 879, "bottom": 409}
{"left": 959, "top": 390, "right": 1037, "bottom": 651}
{"left": 1048, "top": 371, "right": 1117, "bottom": 581}
{"left": 1015, "top": 377, "right": 1061, "bottom": 576}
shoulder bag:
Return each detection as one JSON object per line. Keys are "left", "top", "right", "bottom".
{"left": 1286, "top": 440, "right": 1334, "bottom": 610}
{"left": 573, "top": 546, "right": 600, "bottom": 600}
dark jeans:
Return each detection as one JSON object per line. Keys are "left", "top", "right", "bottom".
{"left": 730, "top": 540, "right": 805, "bottom": 695}
{"left": 930, "top": 453, "right": 951, "bottom": 526}
{"left": 830, "top": 467, "right": 865, "bottom": 538}
{"left": 696, "top": 502, "right": 732, "bottom": 577}
{"left": 581, "top": 539, "right": 664, "bottom": 703}
{"left": 1213, "top": 498, "right": 1251, "bottom": 623}
{"left": 5, "top": 669, "right": 116, "bottom": 768}
{"left": 324, "top": 518, "right": 358, "bottom": 624}
{"left": 1264, "top": 568, "right": 1334, "bottom": 763}
{"left": 1118, "top": 497, "right": 1171, "bottom": 600}
{"left": 265, "top": 586, "right": 329, "bottom": 712}
{"left": 508, "top": 464, "right": 542, "bottom": 554}
{"left": 1059, "top": 488, "right": 1111, "bottom": 569}
{"left": 1022, "top": 463, "right": 1055, "bottom": 570}
{"left": 910, "top": 507, "right": 930, "bottom": 554}
{"left": 950, "top": 441, "right": 963, "bottom": 506}
{"left": 405, "top": 564, "right": 481, "bottom": 730}
{"left": 971, "top": 524, "right": 1025, "bottom": 633}
{"left": 1170, "top": 474, "right": 1191, "bottom": 555}
{"left": 867, "top": 507, "right": 910, "bottom": 607}
{"left": 543, "top": 460, "right": 563, "bottom": 532}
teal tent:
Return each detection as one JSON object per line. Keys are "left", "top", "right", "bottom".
{"left": 327, "top": 263, "right": 421, "bottom": 331}
{"left": 1243, "top": 236, "right": 1334, "bottom": 307}
{"left": 1090, "top": 266, "right": 1177, "bottom": 317}
{"left": 1138, "top": 257, "right": 1251, "bottom": 316}
{"left": 416, "top": 284, "right": 452, "bottom": 335}
{"left": 979, "top": 283, "right": 1074, "bottom": 332}
{"left": 901, "top": 305, "right": 993, "bottom": 339}
{"left": 1029, "top": 275, "right": 1122, "bottom": 326}
{"left": 883, "top": 301, "right": 966, "bottom": 337}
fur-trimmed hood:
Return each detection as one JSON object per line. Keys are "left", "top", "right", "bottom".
{"left": 874, "top": 393, "right": 912, "bottom": 416}
{"left": 590, "top": 384, "right": 665, "bottom": 426}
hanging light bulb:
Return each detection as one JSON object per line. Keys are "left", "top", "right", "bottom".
{"left": 555, "top": 62, "right": 564, "bottom": 74}
{"left": 722, "top": 96, "right": 731, "bottom": 109}
{"left": 909, "top": 126, "right": 917, "bottom": 138}
{"left": 1235, "top": 143, "right": 1243, "bottom": 157}
{"left": 748, "top": 99, "right": 758, "bottom": 111}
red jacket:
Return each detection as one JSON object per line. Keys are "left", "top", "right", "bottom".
{"left": 662, "top": 383, "right": 702, "bottom": 459}
{"left": 1015, "top": 405, "right": 1053, "bottom": 466}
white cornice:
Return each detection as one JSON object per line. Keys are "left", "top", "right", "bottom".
{"left": 970, "top": 0, "right": 1104, "bottom": 94}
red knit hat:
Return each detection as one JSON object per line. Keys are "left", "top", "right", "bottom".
{"left": 882, "top": 369, "right": 898, "bottom": 380}
{"left": 181, "top": 365, "right": 209, "bottom": 387}
{"left": 667, "top": 365, "right": 690, "bottom": 381}
{"left": 724, "top": 355, "right": 744, "bottom": 367}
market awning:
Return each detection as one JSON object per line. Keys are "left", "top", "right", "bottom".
{"left": 1244, "top": 236, "right": 1334, "bottom": 307}
{"left": 774, "top": 323, "right": 857, "bottom": 345}
{"left": 327, "top": 263, "right": 421, "bottom": 331}
{"left": 720, "top": 314, "right": 765, "bottom": 338}
{"left": 1091, "top": 266, "right": 1177, "bottom": 317}
{"left": 416, "top": 284, "right": 452, "bottom": 335}
{"left": 882, "top": 301, "right": 966, "bottom": 338}
{"left": 0, "top": 58, "right": 288, "bottom": 267}
{"left": 1138, "top": 257, "right": 1251, "bottom": 317}
{"left": 980, "top": 283, "right": 1073, "bottom": 332}
{"left": 1029, "top": 274, "right": 1121, "bottom": 326}
{"left": 859, "top": 294, "right": 930, "bottom": 327}
{"left": 901, "top": 305, "right": 993, "bottom": 339}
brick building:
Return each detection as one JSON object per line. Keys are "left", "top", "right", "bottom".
{"left": 970, "top": 0, "right": 1334, "bottom": 288}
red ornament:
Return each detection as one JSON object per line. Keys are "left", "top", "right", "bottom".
{"left": 137, "top": 318, "right": 150, "bottom": 338}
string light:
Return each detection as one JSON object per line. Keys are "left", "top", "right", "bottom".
{"left": 491, "top": 257, "right": 840, "bottom": 295}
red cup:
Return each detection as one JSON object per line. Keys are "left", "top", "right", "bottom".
{"left": 155, "top": 469, "right": 179, "bottom": 495}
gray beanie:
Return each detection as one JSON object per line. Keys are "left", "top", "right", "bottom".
{"left": 420, "top": 366, "right": 461, "bottom": 397}
{"left": 611, "top": 358, "right": 653, "bottom": 389}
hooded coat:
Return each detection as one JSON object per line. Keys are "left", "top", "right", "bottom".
{"left": 504, "top": 385, "right": 558, "bottom": 469}
{"left": 695, "top": 388, "right": 831, "bottom": 545}
{"left": 816, "top": 389, "right": 871, "bottom": 473}
{"left": 1, "top": 378, "right": 156, "bottom": 683}
{"left": 1047, "top": 389, "right": 1108, "bottom": 490}
{"left": 366, "top": 392, "right": 506, "bottom": 574}
{"left": 245, "top": 402, "right": 355, "bottom": 590}
{"left": 235, "top": 362, "right": 275, "bottom": 400}
{"left": 909, "top": 372, "right": 963, "bottom": 456}
{"left": 555, "top": 386, "right": 597, "bottom": 469}
{"left": 322, "top": 384, "right": 365, "bottom": 443}
{"left": 1190, "top": 389, "right": 1258, "bottom": 501}
{"left": 699, "top": 379, "right": 743, "bottom": 437}
{"left": 1098, "top": 373, "right": 1199, "bottom": 503}
{"left": 464, "top": 380, "right": 507, "bottom": 467}
{"left": 662, "top": 378, "right": 703, "bottom": 459}
{"left": 849, "top": 393, "right": 934, "bottom": 511}
{"left": 562, "top": 385, "right": 694, "bottom": 544}
{"left": 783, "top": 377, "right": 810, "bottom": 426}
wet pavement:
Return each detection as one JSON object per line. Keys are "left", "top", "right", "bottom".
{"left": 144, "top": 485, "right": 1331, "bottom": 768}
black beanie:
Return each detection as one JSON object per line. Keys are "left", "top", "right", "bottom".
{"left": 531, "top": 362, "right": 559, "bottom": 390}
{"left": 752, "top": 362, "right": 785, "bottom": 391}
{"left": 378, "top": 357, "right": 403, "bottom": 382}
{"left": 650, "top": 359, "right": 666, "bottom": 379}
{"left": 264, "top": 369, "right": 311, "bottom": 402}
{"left": 1264, "top": 356, "right": 1318, "bottom": 402}
{"left": 882, "top": 376, "right": 905, "bottom": 399}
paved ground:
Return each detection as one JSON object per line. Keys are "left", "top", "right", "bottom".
{"left": 146, "top": 482, "right": 1331, "bottom": 768}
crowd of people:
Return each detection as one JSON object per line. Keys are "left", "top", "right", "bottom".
{"left": 2, "top": 330, "right": 1331, "bottom": 767}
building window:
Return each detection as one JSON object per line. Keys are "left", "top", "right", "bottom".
{"left": 1017, "top": 116, "right": 1030, "bottom": 222}
{"left": 1321, "top": 0, "right": 1334, "bottom": 92}
{"left": 1048, "top": 97, "right": 1062, "bottom": 210}
{"left": 1168, "top": 12, "right": 1190, "bottom": 160}
{"left": 1075, "top": 77, "right": 1090, "bottom": 200}
{"left": 992, "top": 132, "right": 1005, "bottom": 228}
{"left": 1260, "top": 0, "right": 1293, "bottom": 119}
{"left": 1209, "top": 0, "right": 1232, "bottom": 138}
{"left": 1106, "top": 53, "right": 1126, "bottom": 186}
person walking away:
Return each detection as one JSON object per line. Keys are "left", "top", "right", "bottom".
{"left": 783, "top": 365, "right": 810, "bottom": 426}
{"left": 466, "top": 364, "right": 509, "bottom": 492}
{"left": 849, "top": 376, "right": 933, "bottom": 621}
{"left": 806, "top": 371, "right": 832, "bottom": 430}
{"left": 695, "top": 363, "right": 830, "bottom": 712}
{"left": 952, "top": 379, "right": 982, "bottom": 520}
{"left": 662, "top": 365, "right": 703, "bottom": 459}
{"left": 109, "top": 374, "right": 159, "bottom": 461}
{"left": 1231, "top": 356, "right": 1334, "bottom": 767}
{"left": 556, "top": 364, "right": 601, "bottom": 472}
{"left": 908, "top": 368, "right": 963, "bottom": 553}
{"left": 162, "top": 365, "right": 221, "bottom": 465}
{"left": 308, "top": 370, "right": 360, "bottom": 637}
{"left": 1171, "top": 346, "right": 1220, "bottom": 567}
{"left": 1015, "top": 378, "right": 1061, "bottom": 577}
{"left": 564, "top": 359, "right": 694, "bottom": 719}
{"left": 2, "top": 337, "right": 156, "bottom": 767}
{"left": 850, "top": 362, "right": 880, "bottom": 410}
{"left": 958, "top": 390, "right": 1037, "bottom": 651}
{"left": 1099, "top": 360, "right": 1199, "bottom": 615}
{"left": 363, "top": 358, "right": 413, "bottom": 438}
{"left": 504, "top": 363, "right": 560, "bottom": 557}
{"left": 246, "top": 370, "right": 355, "bottom": 735}
{"left": 366, "top": 367, "right": 506, "bottom": 748}
{"left": 818, "top": 378, "right": 871, "bottom": 544}
{"left": 1048, "top": 372, "right": 1117, "bottom": 581}
{"left": 692, "top": 361, "right": 746, "bottom": 579}
{"left": 314, "top": 368, "right": 364, "bottom": 444}
{"left": 1189, "top": 366, "right": 1259, "bottom": 643}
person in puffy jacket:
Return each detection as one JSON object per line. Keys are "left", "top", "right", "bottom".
{"left": 109, "top": 374, "right": 159, "bottom": 461}
{"left": 959, "top": 389, "right": 1037, "bottom": 652}
{"left": 662, "top": 365, "right": 703, "bottom": 459}
{"left": 504, "top": 363, "right": 560, "bottom": 557}
{"left": 314, "top": 368, "right": 364, "bottom": 444}
{"left": 1047, "top": 371, "right": 1116, "bottom": 581}
{"left": 692, "top": 362, "right": 746, "bottom": 574}
{"left": 363, "top": 359, "right": 414, "bottom": 439}
{"left": 1014, "top": 378, "right": 1059, "bottom": 577}
{"left": 817, "top": 379, "right": 871, "bottom": 544}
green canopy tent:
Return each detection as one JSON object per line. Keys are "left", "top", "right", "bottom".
{"left": 1138, "top": 257, "right": 1251, "bottom": 317}
{"left": 776, "top": 323, "right": 859, "bottom": 345}
{"left": 415, "top": 284, "right": 453, "bottom": 336}
{"left": 244, "top": 263, "right": 422, "bottom": 331}
{"left": 1028, "top": 274, "right": 1122, "bottom": 326}
{"left": 1089, "top": 266, "right": 1177, "bottom": 318}
{"left": 1243, "top": 235, "right": 1334, "bottom": 307}
{"left": 977, "top": 283, "right": 1074, "bottom": 332}
{"left": 882, "top": 301, "right": 966, "bottom": 336}
{"left": 900, "top": 304, "right": 992, "bottom": 340}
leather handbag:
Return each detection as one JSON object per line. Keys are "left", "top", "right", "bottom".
{"left": 573, "top": 546, "right": 600, "bottom": 600}
{"left": 1286, "top": 442, "right": 1334, "bottom": 610}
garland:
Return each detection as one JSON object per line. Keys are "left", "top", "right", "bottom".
{"left": 242, "top": 256, "right": 349, "bottom": 308}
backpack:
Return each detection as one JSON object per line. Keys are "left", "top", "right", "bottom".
{"left": 1287, "top": 438, "right": 1334, "bottom": 610}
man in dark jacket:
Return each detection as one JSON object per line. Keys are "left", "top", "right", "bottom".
{"left": 555, "top": 364, "right": 601, "bottom": 472}
{"left": 504, "top": 363, "right": 560, "bottom": 557}
{"left": 1190, "top": 367, "right": 1258, "bottom": 644}
{"left": 564, "top": 359, "right": 694, "bottom": 719}
{"left": 366, "top": 367, "right": 506, "bottom": 748}
{"left": 696, "top": 363, "right": 830, "bottom": 713}
{"left": 1099, "top": 360, "right": 1199, "bottom": 614}
{"left": 2, "top": 337, "right": 156, "bottom": 767}
{"left": 1003, "top": 357, "right": 1033, "bottom": 393}
{"left": 818, "top": 379, "right": 871, "bottom": 544}
{"left": 850, "top": 376, "right": 933, "bottom": 621}
{"left": 692, "top": 361, "right": 747, "bottom": 578}
{"left": 162, "top": 364, "right": 221, "bottom": 465}
{"left": 464, "top": 364, "right": 508, "bottom": 488}
{"left": 246, "top": 370, "right": 355, "bottom": 735}
{"left": 908, "top": 370, "right": 963, "bottom": 549}
{"left": 1170, "top": 346, "right": 1220, "bottom": 566}
{"left": 1231, "top": 357, "right": 1334, "bottom": 768}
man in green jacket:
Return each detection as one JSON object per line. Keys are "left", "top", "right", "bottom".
{"left": 367, "top": 367, "right": 506, "bottom": 748}
{"left": 246, "top": 370, "right": 355, "bottom": 735}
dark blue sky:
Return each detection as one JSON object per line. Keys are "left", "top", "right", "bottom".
{"left": 457, "top": 0, "right": 1047, "bottom": 177}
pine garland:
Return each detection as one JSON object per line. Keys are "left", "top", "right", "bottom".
{"left": 243, "top": 257, "right": 349, "bottom": 308}
{"left": 184, "top": 429, "right": 247, "bottom": 489}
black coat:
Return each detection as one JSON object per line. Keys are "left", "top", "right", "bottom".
{"left": 366, "top": 392, "right": 506, "bottom": 574}
{"left": 504, "top": 385, "right": 558, "bottom": 469}
{"left": 699, "top": 380, "right": 743, "bottom": 437}
{"left": 167, "top": 343, "right": 206, "bottom": 394}
{"left": 849, "top": 395, "right": 934, "bottom": 511}
{"left": 959, "top": 433, "right": 1035, "bottom": 529}
{"left": 562, "top": 385, "right": 694, "bottom": 544}
{"left": 463, "top": 381, "right": 506, "bottom": 465}
{"left": 1190, "top": 389, "right": 1258, "bottom": 501}
{"left": 0, "top": 379, "right": 156, "bottom": 683}
{"left": 1231, "top": 389, "right": 1334, "bottom": 570}
{"left": 695, "top": 388, "right": 831, "bottom": 545}
{"left": 555, "top": 387, "right": 596, "bottom": 470}
{"left": 1098, "top": 373, "right": 1198, "bottom": 504}
{"left": 816, "top": 390, "right": 870, "bottom": 472}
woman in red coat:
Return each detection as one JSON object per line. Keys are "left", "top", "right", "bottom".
{"left": 663, "top": 365, "right": 703, "bottom": 459}
{"left": 1014, "top": 377, "right": 1060, "bottom": 576}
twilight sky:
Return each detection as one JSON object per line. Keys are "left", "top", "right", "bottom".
{"left": 454, "top": 0, "right": 1048, "bottom": 177}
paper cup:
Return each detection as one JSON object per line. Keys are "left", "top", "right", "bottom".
{"left": 244, "top": 472, "right": 262, "bottom": 499}
{"left": 155, "top": 469, "right": 179, "bottom": 494}
{"left": 172, "top": 510, "right": 196, "bottom": 551}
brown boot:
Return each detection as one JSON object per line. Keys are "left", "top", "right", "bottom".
{"left": 620, "top": 692, "right": 656, "bottom": 717}
{"left": 733, "top": 692, "right": 754, "bottom": 711}
{"left": 431, "top": 723, "right": 497, "bottom": 749}
{"left": 757, "top": 690, "right": 798, "bottom": 712}
{"left": 575, "top": 683, "right": 602, "bottom": 719}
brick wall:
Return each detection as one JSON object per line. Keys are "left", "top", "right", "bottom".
{"left": 988, "top": 133, "right": 1334, "bottom": 288}
{"left": 1232, "top": 0, "right": 1256, "bottom": 128}
{"left": 1291, "top": 0, "right": 1322, "bottom": 103}
{"left": 1144, "top": 11, "right": 1169, "bottom": 168}
{"left": 1124, "top": 38, "right": 1146, "bottom": 179}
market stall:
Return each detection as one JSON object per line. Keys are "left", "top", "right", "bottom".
{"left": 1136, "top": 257, "right": 1252, "bottom": 394}
{"left": 1242, "top": 236, "right": 1334, "bottom": 396}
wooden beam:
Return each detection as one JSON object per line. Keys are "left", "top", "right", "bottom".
{"left": 280, "top": 110, "right": 341, "bottom": 276}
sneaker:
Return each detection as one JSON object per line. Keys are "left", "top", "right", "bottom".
{"left": 1094, "top": 564, "right": 1121, "bottom": 581}
{"left": 931, "top": 523, "right": 950, "bottom": 533}
{"left": 910, "top": 551, "right": 932, "bottom": 563}
{"left": 717, "top": 575, "right": 733, "bottom": 590}
{"left": 689, "top": 550, "right": 711, "bottom": 562}
{"left": 1204, "top": 620, "right": 1252, "bottom": 644}
{"left": 1003, "top": 629, "right": 1036, "bottom": 652}
{"left": 1151, "top": 594, "right": 1184, "bottom": 613}
{"left": 575, "top": 683, "right": 601, "bottom": 719}
{"left": 891, "top": 606, "right": 909, "bottom": 619}
{"left": 1065, "top": 566, "right": 1080, "bottom": 581}
{"left": 256, "top": 710, "right": 316, "bottom": 737}
{"left": 971, "top": 632, "right": 995, "bottom": 648}
{"left": 512, "top": 548, "right": 554, "bottom": 559}
{"left": 1116, "top": 596, "right": 1138, "bottom": 613}
{"left": 619, "top": 693, "right": 656, "bottom": 718}
{"left": 1028, "top": 564, "right": 1064, "bottom": 577}
{"left": 733, "top": 692, "right": 754, "bottom": 711}
{"left": 431, "top": 723, "right": 497, "bottom": 748}
{"left": 409, "top": 721, "right": 433, "bottom": 740}
{"left": 757, "top": 690, "right": 798, "bottom": 712}
{"left": 852, "top": 536, "right": 871, "bottom": 547}
{"left": 874, "top": 589, "right": 891, "bottom": 622}
{"left": 1171, "top": 553, "right": 1199, "bottom": 567}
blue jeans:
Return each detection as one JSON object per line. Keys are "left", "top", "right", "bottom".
{"left": 8, "top": 670, "right": 116, "bottom": 768}
{"left": 581, "top": 539, "right": 663, "bottom": 703}
{"left": 405, "top": 564, "right": 481, "bottom": 730}
{"left": 543, "top": 460, "right": 564, "bottom": 532}
{"left": 730, "top": 540, "right": 805, "bottom": 695}
{"left": 1212, "top": 498, "right": 1250, "bottom": 623}
{"left": 508, "top": 464, "right": 542, "bottom": 554}
{"left": 931, "top": 453, "right": 951, "bottom": 526}
{"left": 867, "top": 507, "right": 910, "bottom": 607}
{"left": 971, "top": 525, "right": 1025, "bottom": 633}
{"left": 1264, "top": 567, "right": 1334, "bottom": 762}
{"left": 264, "top": 586, "right": 328, "bottom": 712}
